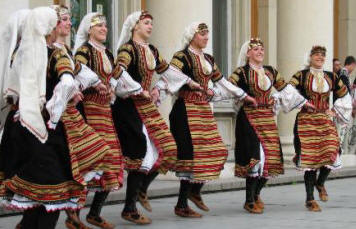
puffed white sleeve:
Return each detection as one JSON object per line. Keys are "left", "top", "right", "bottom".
{"left": 110, "top": 66, "right": 142, "bottom": 98}
{"left": 155, "top": 66, "right": 192, "bottom": 93}
{"left": 74, "top": 64, "right": 101, "bottom": 91}
{"left": 271, "top": 84, "right": 307, "bottom": 114}
{"left": 334, "top": 92, "right": 352, "bottom": 124}
{"left": 210, "top": 77, "right": 247, "bottom": 102}
{"left": 153, "top": 65, "right": 193, "bottom": 104}
{"left": 46, "top": 74, "right": 77, "bottom": 129}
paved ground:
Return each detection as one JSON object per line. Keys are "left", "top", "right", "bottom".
{"left": 1, "top": 177, "right": 355, "bottom": 229}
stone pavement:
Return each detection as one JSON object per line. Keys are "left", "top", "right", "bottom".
{"left": 1, "top": 164, "right": 356, "bottom": 216}
{"left": 1, "top": 176, "right": 355, "bottom": 229}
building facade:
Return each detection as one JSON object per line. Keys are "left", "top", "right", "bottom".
{"left": 1, "top": 0, "right": 356, "bottom": 162}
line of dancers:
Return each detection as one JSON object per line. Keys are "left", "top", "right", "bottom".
{"left": 0, "top": 5, "right": 353, "bottom": 229}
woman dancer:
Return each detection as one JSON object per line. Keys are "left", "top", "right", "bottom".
{"left": 72, "top": 12, "right": 124, "bottom": 228}
{"left": 290, "top": 45, "right": 351, "bottom": 211}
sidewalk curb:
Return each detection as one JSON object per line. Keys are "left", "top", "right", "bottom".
{"left": 1, "top": 167, "right": 355, "bottom": 217}
{"left": 97, "top": 167, "right": 356, "bottom": 206}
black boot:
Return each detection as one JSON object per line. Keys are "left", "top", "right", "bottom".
{"left": 254, "top": 177, "right": 268, "bottom": 209}
{"left": 244, "top": 177, "right": 262, "bottom": 213}
{"left": 37, "top": 206, "right": 60, "bottom": 229}
{"left": 140, "top": 171, "right": 159, "bottom": 194}
{"left": 122, "top": 171, "right": 151, "bottom": 224}
{"left": 138, "top": 171, "right": 159, "bottom": 212}
{"left": 175, "top": 180, "right": 202, "bottom": 218}
{"left": 245, "top": 177, "right": 258, "bottom": 204}
{"left": 22, "top": 208, "right": 40, "bottom": 229}
{"left": 189, "top": 182, "right": 209, "bottom": 211}
{"left": 304, "top": 170, "right": 321, "bottom": 211}
{"left": 190, "top": 182, "right": 204, "bottom": 195}
{"left": 87, "top": 191, "right": 110, "bottom": 219}
{"left": 123, "top": 171, "right": 144, "bottom": 213}
{"left": 316, "top": 166, "right": 331, "bottom": 201}
{"left": 255, "top": 177, "right": 268, "bottom": 199}
{"left": 87, "top": 191, "right": 114, "bottom": 228}
{"left": 316, "top": 166, "right": 331, "bottom": 187}
{"left": 176, "top": 180, "right": 192, "bottom": 209}
{"left": 304, "top": 170, "right": 316, "bottom": 201}
{"left": 22, "top": 206, "right": 59, "bottom": 229}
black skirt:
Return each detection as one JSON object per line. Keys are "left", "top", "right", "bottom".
{"left": 169, "top": 97, "right": 194, "bottom": 161}
{"left": 111, "top": 97, "right": 146, "bottom": 160}
{"left": 234, "top": 109, "right": 261, "bottom": 166}
{"left": 0, "top": 110, "right": 83, "bottom": 207}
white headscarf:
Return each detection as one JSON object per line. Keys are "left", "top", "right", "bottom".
{"left": 115, "top": 11, "right": 141, "bottom": 56}
{"left": 73, "top": 12, "right": 99, "bottom": 53}
{"left": 0, "top": 9, "right": 30, "bottom": 131}
{"left": 236, "top": 41, "right": 250, "bottom": 68}
{"left": 180, "top": 22, "right": 201, "bottom": 50}
{"left": 16, "top": 7, "right": 58, "bottom": 143}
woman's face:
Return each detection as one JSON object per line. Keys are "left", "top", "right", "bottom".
{"left": 89, "top": 22, "right": 107, "bottom": 43}
{"left": 310, "top": 52, "right": 325, "bottom": 69}
{"left": 56, "top": 13, "right": 71, "bottom": 37}
{"left": 191, "top": 30, "right": 209, "bottom": 49}
{"left": 134, "top": 18, "right": 153, "bottom": 40}
{"left": 247, "top": 45, "right": 264, "bottom": 65}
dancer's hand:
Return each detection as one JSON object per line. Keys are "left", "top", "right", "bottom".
{"left": 206, "top": 89, "right": 214, "bottom": 97}
{"left": 151, "top": 87, "right": 160, "bottom": 103}
{"left": 244, "top": 95, "right": 257, "bottom": 107}
{"left": 94, "top": 82, "right": 107, "bottom": 95}
{"left": 304, "top": 102, "right": 315, "bottom": 110}
{"left": 188, "top": 80, "right": 203, "bottom": 91}
{"left": 326, "top": 109, "right": 336, "bottom": 117}
{"left": 71, "top": 91, "right": 84, "bottom": 105}
{"left": 141, "top": 90, "right": 151, "bottom": 99}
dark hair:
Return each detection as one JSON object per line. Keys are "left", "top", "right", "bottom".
{"left": 344, "top": 56, "right": 356, "bottom": 66}
{"left": 333, "top": 58, "right": 339, "bottom": 63}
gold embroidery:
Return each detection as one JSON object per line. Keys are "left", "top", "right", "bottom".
{"left": 198, "top": 53, "right": 211, "bottom": 75}
{"left": 255, "top": 68, "right": 269, "bottom": 91}
{"left": 117, "top": 51, "right": 132, "bottom": 69}
{"left": 76, "top": 54, "right": 89, "bottom": 65}
{"left": 141, "top": 44, "right": 156, "bottom": 70}
{"left": 229, "top": 72, "right": 240, "bottom": 85}
{"left": 100, "top": 51, "right": 112, "bottom": 74}
{"left": 171, "top": 58, "right": 184, "bottom": 70}
{"left": 314, "top": 71, "right": 325, "bottom": 93}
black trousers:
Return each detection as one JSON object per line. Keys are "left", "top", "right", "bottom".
{"left": 140, "top": 171, "right": 159, "bottom": 194}
{"left": 304, "top": 170, "right": 317, "bottom": 201}
{"left": 176, "top": 180, "right": 192, "bottom": 208}
{"left": 22, "top": 206, "right": 60, "bottom": 229}
{"left": 246, "top": 177, "right": 258, "bottom": 203}
{"left": 123, "top": 171, "right": 145, "bottom": 212}
{"left": 88, "top": 190, "right": 110, "bottom": 218}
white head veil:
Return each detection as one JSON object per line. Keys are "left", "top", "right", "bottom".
{"left": 16, "top": 7, "right": 58, "bottom": 143}
{"left": 236, "top": 41, "right": 250, "bottom": 68}
{"left": 236, "top": 38, "right": 264, "bottom": 68}
{"left": 73, "top": 12, "right": 99, "bottom": 53}
{"left": 180, "top": 22, "right": 202, "bottom": 50}
{"left": 115, "top": 11, "right": 141, "bottom": 56}
{"left": 0, "top": 9, "right": 30, "bottom": 131}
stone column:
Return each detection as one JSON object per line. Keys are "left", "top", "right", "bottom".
{"left": 145, "top": 0, "right": 213, "bottom": 122}
{"left": 258, "top": 0, "right": 277, "bottom": 67}
{"left": 277, "top": 0, "right": 334, "bottom": 163}
{"left": 338, "top": 0, "right": 356, "bottom": 66}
